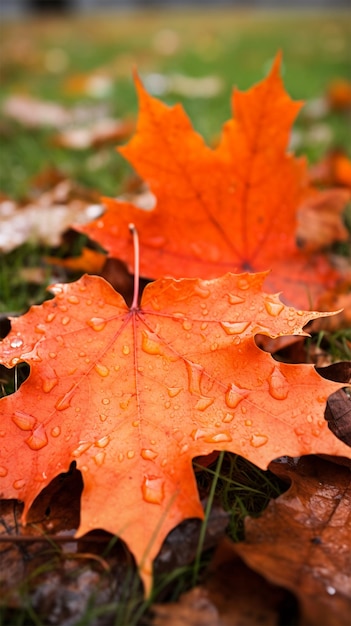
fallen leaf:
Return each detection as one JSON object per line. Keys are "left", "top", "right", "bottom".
{"left": 45, "top": 247, "right": 107, "bottom": 274}
{"left": 327, "top": 78, "right": 351, "bottom": 112}
{"left": 325, "top": 389, "right": 351, "bottom": 446}
{"left": 53, "top": 118, "right": 134, "bottom": 150}
{"left": 309, "top": 149, "right": 351, "bottom": 189}
{"left": 297, "top": 188, "right": 350, "bottom": 252}
{"left": 78, "top": 53, "right": 342, "bottom": 309}
{"left": 153, "top": 538, "right": 293, "bottom": 626}
{"left": 0, "top": 273, "right": 350, "bottom": 594}
{"left": 0, "top": 181, "right": 103, "bottom": 252}
{"left": 233, "top": 456, "right": 351, "bottom": 626}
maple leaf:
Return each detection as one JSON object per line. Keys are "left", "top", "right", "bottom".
{"left": 77, "top": 53, "right": 341, "bottom": 309}
{"left": 1, "top": 273, "right": 350, "bottom": 594}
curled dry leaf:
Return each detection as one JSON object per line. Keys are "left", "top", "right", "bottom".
{"left": 233, "top": 456, "right": 351, "bottom": 626}
{"left": 0, "top": 273, "right": 350, "bottom": 594}
{"left": 78, "top": 53, "right": 343, "bottom": 310}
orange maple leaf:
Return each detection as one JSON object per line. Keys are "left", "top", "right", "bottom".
{"left": 1, "top": 273, "right": 350, "bottom": 594}
{"left": 77, "top": 54, "right": 341, "bottom": 309}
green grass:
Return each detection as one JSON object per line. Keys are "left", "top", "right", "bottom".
{"left": 0, "top": 8, "right": 350, "bottom": 625}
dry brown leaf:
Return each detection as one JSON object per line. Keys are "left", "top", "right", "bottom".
{"left": 233, "top": 455, "right": 351, "bottom": 626}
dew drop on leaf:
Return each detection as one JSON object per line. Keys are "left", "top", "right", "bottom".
{"left": 228, "top": 293, "right": 245, "bottom": 305}
{"left": 141, "top": 448, "right": 158, "bottom": 461}
{"left": 204, "top": 431, "right": 232, "bottom": 443}
{"left": 87, "top": 317, "right": 107, "bottom": 331}
{"left": 46, "top": 313, "right": 56, "bottom": 323}
{"left": 35, "top": 324, "right": 46, "bottom": 334}
{"left": 68, "top": 295, "right": 80, "bottom": 304}
{"left": 55, "top": 390, "right": 74, "bottom": 411}
{"left": 222, "top": 412, "right": 234, "bottom": 423}
{"left": 25, "top": 424, "right": 48, "bottom": 451}
{"left": 220, "top": 321, "right": 250, "bottom": 335}
{"left": 95, "top": 435, "right": 110, "bottom": 448}
{"left": 237, "top": 278, "right": 250, "bottom": 290}
{"left": 72, "top": 441, "right": 92, "bottom": 457}
{"left": 127, "top": 450, "right": 135, "bottom": 459}
{"left": 94, "top": 363, "right": 110, "bottom": 377}
{"left": 182, "top": 320, "right": 192, "bottom": 331}
{"left": 225, "top": 384, "right": 247, "bottom": 409}
{"left": 102, "top": 398, "right": 110, "bottom": 405}
{"left": 94, "top": 451, "right": 106, "bottom": 466}
{"left": 142, "top": 476, "right": 165, "bottom": 504}
{"left": 141, "top": 330, "right": 163, "bottom": 355}
{"left": 10, "top": 338, "right": 23, "bottom": 349}
{"left": 185, "top": 361, "right": 203, "bottom": 395}
{"left": 122, "top": 345, "right": 130, "bottom": 356}
{"left": 61, "top": 316, "right": 71, "bottom": 326}
{"left": 194, "top": 282, "right": 210, "bottom": 299}
{"left": 51, "top": 426, "right": 61, "bottom": 437}
{"left": 250, "top": 434, "right": 268, "bottom": 448}
{"left": 0, "top": 466, "right": 8, "bottom": 477}
{"left": 268, "top": 367, "right": 289, "bottom": 400}
{"left": 195, "top": 396, "right": 214, "bottom": 411}
{"left": 42, "top": 377, "right": 59, "bottom": 393}
{"left": 13, "top": 479, "right": 26, "bottom": 490}
{"left": 264, "top": 300, "right": 284, "bottom": 317}
{"left": 12, "top": 411, "right": 36, "bottom": 431}
{"left": 167, "top": 386, "right": 182, "bottom": 398}
{"left": 99, "top": 414, "right": 108, "bottom": 422}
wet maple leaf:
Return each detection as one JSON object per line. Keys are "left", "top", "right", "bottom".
{"left": 77, "top": 53, "right": 341, "bottom": 309}
{"left": 1, "top": 273, "right": 350, "bottom": 594}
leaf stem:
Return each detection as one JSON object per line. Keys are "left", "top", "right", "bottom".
{"left": 192, "top": 450, "right": 225, "bottom": 587}
{"left": 129, "top": 223, "right": 140, "bottom": 310}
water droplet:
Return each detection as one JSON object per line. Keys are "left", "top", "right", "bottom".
{"left": 220, "top": 321, "right": 250, "bottom": 335}
{"left": 132, "top": 420, "right": 140, "bottom": 427}
{"left": 68, "top": 295, "right": 80, "bottom": 304}
{"left": 141, "top": 330, "right": 163, "bottom": 355}
{"left": 10, "top": 337, "right": 23, "bottom": 349}
{"left": 307, "top": 414, "right": 313, "bottom": 423}
{"left": 127, "top": 450, "right": 135, "bottom": 459}
{"left": 87, "top": 317, "right": 106, "bottom": 331}
{"left": 195, "top": 397, "right": 214, "bottom": 411}
{"left": 42, "top": 377, "right": 59, "bottom": 393}
{"left": 12, "top": 411, "right": 36, "bottom": 431}
{"left": 164, "top": 400, "right": 171, "bottom": 409}
{"left": 141, "top": 448, "right": 158, "bottom": 461}
{"left": 55, "top": 388, "right": 74, "bottom": 411}
{"left": 167, "top": 386, "right": 182, "bottom": 398}
{"left": 94, "top": 451, "right": 105, "bottom": 466}
{"left": 118, "top": 453, "right": 124, "bottom": 462}
{"left": 326, "top": 586, "right": 336, "bottom": 596}
{"left": 73, "top": 441, "right": 92, "bottom": 457}
{"left": 172, "top": 429, "right": 184, "bottom": 442}
{"left": 264, "top": 300, "right": 284, "bottom": 317}
{"left": 0, "top": 466, "right": 8, "bottom": 477}
{"left": 225, "top": 384, "right": 248, "bottom": 409}
{"left": 142, "top": 476, "right": 165, "bottom": 504}
{"left": 25, "top": 424, "right": 48, "bottom": 450}
{"left": 46, "top": 313, "right": 55, "bottom": 322}
{"left": 35, "top": 324, "right": 46, "bottom": 334}
{"left": 95, "top": 435, "right": 110, "bottom": 448}
{"left": 200, "top": 322, "right": 208, "bottom": 331}
{"left": 102, "top": 398, "right": 110, "bottom": 405}
{"left": 49, "top": 352, "right": 57, "bottom": 359}
{"left": 13, "top": 479, "right": 26, "bottom": 490}
{"left": 237, "top": 277, "right": 250, "bottom": 290}
{"left": 250, "top": 434, "right": 268, "bottom": 448}
{"left": 182, "top": 320, "right": 192, "bottom": 331}
{"left": 122, "top": 345, "right": 130, "bottom": 356}
{"left": 185, "top": 361, "right": 204, "bottom": 395}
{"left": 228, "top": 293, "right": 245, "bottom": 305}
{"left": 245, "top": 419, "right": 252, "bottom": 426}
{"left": 204, "top": 431, "right": 232, "bottom": 443}
{"left": 179, "top": 443, "right": 189, "bottom": 454}
{"left": 99, "top": 413, "right": 108, "bottom": 422}
{"left": 61, "top": 316, "right": 70, "bottom": 326}
{"left": 51, "top": 426, "right": 61, "bottom": 437}
{"left": 222, "top": 412, "right": 234, "bottom": 423}
{"left": 194, "top": 282, "right": 210, "bottom": 299}
{"left": 94, "top": 363, "right": 110, "bottom": 377}
{"left": 120, "top": 394, "right": 132, "bottom": 410}
{"left": 268, "top": 367, "right": 289, "bottom": 400}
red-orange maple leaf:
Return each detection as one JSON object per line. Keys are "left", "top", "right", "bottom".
{"left": 1, "top": 273, "right": 350, "bottom": 593}
{"left": 77, "top": 54, "right": 341, "bottom": 309}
